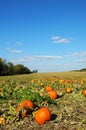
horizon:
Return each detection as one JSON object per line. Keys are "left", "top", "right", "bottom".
{"left": 0, "top": 0, "right": 86, "bottom": 72}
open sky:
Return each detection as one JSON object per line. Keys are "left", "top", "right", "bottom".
{"left": 0, "top": 0, "right": 86, "bottom": 72}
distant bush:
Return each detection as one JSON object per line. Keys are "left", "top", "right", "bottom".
{"left": 71, "top": 68, "right": 86, "bottom": 72}
{"left": 80, "top": 68, "right": 86, "bottom": 72}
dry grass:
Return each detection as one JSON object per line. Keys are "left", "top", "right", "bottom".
{"left": 0, "top": 71, "right": 86, "bottom": 81}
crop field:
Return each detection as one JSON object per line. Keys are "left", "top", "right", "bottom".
{"left": 0, "top": 71, "right": 86, "bottom": 130}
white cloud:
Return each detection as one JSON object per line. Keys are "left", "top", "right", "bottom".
{"left": 33, "top": 55, "right": 62, "bottom": 60}
{"left": 51, "top": 35, "right": 70, "bottom": 43}
{"left": 6, "top": 48, "right": 22, "bottom": 53}
{"left": 11, "top": 55, "right": 62, "bottom": 64}
{"left": 54, "top": 38, "right": 70, "bottom": 43}
{"left": 16, "top": 41, "right": 23, "bottom": 45}
{"left": 66, "top": 51, "right": 86, "bottom": 57}
{"left": 66, "top": 52, "right": 80, "bottom": 57}
{"left": 51, "top": 36, "right": 60, "bottom": 40}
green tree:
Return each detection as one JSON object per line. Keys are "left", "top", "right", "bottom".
{"left": 0, "top": 57, "right": 36, "bottom": 75}
{"left": 7, "top": 62, "right": 14, "bottom": 75}
{"left": 0, "top": 58, "right": 8, "bottom": 75}
{"left": 14, "top": 64, "right": 31, "bottom": 74}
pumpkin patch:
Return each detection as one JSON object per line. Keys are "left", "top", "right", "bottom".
{"left": 0, "top": 72, "right": 86, "bottom": 129}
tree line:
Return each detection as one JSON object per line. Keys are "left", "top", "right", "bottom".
{"left": 0, "top": 57, "right": 37, "bottom": 76}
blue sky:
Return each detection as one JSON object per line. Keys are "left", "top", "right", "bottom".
{"left": 0, "top": 0, "right": 86, "bottom": 72}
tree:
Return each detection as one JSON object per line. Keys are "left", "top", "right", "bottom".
{"left": 80, "top": 68, "right": 86, "bottom": 72}
{"left": 14, "top": 64, "right": 31, "bottom": 74}
{"left": 32, "top": 69, "right": 38, "bottom": 73}
{"left": 0, "top": 58, "right": 8, "bottom": 75}
{"left": 7, "top": 62, "right": 14, "bottom": 75}
{"left": 0, "top": 58, "right": 3, "bottom": 75}
{"left": 0, "top": 57, "right": 36, "bottom": 76}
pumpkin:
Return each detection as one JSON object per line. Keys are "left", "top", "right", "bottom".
{"left": 16, "top": 104, "right": 24, "bottom": 112}
{"left": 66, "top": 87, "right": 72, "bottom": 93}
{"left": 45, "top": 86, "right": 53, "bottom": 92}
{"left": 0, "top": 117, "right": 6, "bottom": 124}
{"left": 16, "top": 105, "right": 27, "bottom": 118}
{"left": 82, "top": 89, "right": 86, "bottom": 97}
{"left": 20, "top": 100, "right": 34, "bottom": 109}
{"left": 48, "top": 90, "right": 58, "bottom": 99}
{"left": 16, "top": 100, "right": 34, "bottom": 118}
{"left": 0, "top": 87, "right": 3, "bottom": 91}
{"left": 20, "top": 107, "right": 27, "bottom": 118}
{"left": 34, "top": 107, "right": 51, "bottom": 124}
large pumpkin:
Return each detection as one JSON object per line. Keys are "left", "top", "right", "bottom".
{"left": 34, "top": 107, "right": 51, "bottom": 124}
{"left": 48, "top": 90, "right": 58, "bottom": 99}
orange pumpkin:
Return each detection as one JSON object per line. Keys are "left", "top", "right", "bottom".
{"left": 16, "top": 100, "right": 34, "bottom": 118}
{"left": 35, "top": 107, "right": 51, "bottom": 124}
{"left": 20, "top": 100, "right": 34, "bottom": 109}
{"left": 48, "top": 90, "right": 58, "bottom": 99}
{"left": 16, "top": 105, "right": 27, "bottom": 118}
{"left": 0, "top": 117, "right": 6, "bottom": 124}
{"left": 66, "top": 87, "right": 72, "bottom": 93}
{"left": 16, "top": 104, "right": 24, "bottom": 112}
{"left": 0, "top": 87, "right": 3, "bottom": 91}
{"left": 20, "top": 107, "right": 27, "bottom": 118}
{"left": 45, "top": 86, "right": 53, "bottom": 92}
{"left": 82, "top": 89, "right": 86, "bottom": 97}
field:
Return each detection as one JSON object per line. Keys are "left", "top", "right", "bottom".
{"left": 0, "top": 71, "right": 86, "bottom": 130}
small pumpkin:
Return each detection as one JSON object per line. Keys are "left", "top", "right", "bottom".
{"left": 0, "top": 87, "right": 3, "bottom": 91}
{"left": 0, "top": 117, "right": 6, "bottom": 124}
{"left": 82, "top": 89, "right": 86, "bottom": 97}
{"left": 20, "top": 100, "right": 34, "bottom": 109}
{"left": 48, "top": 90, "right": 58, "bottom": 99}
{"left": 20, "top": 107, "right": 27, "bottom": 118}
{"left": 66, "top": 87, "right": 72, "bottom": 93}
{"left": 16, "top": 105, "right": 27, "bottom": 118}
{"left": 16, "top": 104, "right": 24, "bottom": 112}
{"left": 45, "top": 86, "right": 53, "bottom": 92}
{"left": 34, "top": 107, "right": 51, "bottom": 124}
{"left": 17, "top": 100, "right": 34, "bottom": 118}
